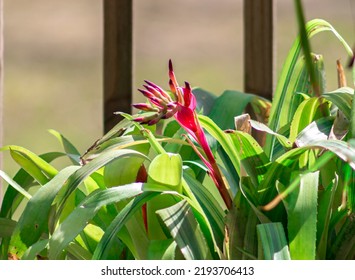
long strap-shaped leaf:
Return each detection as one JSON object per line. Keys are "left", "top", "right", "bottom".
{"left": 278, "top": 172, "right": 319, "bottom": 260}
{"left": 9, "top": 166, "right": 80, "bottom": 259}
{"left": 91, "top": 191, "right": 158, "bottom": 260}
{"left": 198, "top": 115, "right": 270, "bottom": 187}
{"left": 257, "top": 223, "right": 291, "bottom": 260}
{"left": 49, "top": 183, "right": 147, "bottom": 259}
{"left": 0, "top": 152, "right": 65, "bottom": 218}
{"left": 266, "top": 19, "right": 352, "bottom": 158}
{"left": 156, "top": 200, "right": 212, "bottom": 260}
{"left": 54, "top": 149, "right": 147, "bottom": 223}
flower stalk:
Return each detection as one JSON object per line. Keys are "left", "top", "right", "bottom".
{"left": 133, "top": 60, "right": 232, "bottom": 209}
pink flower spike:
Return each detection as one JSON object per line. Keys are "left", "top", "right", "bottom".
{"left": 183, "top": 135, "right": 213, "bottom": 171}
{"left": 144, "top": 84, "right": 171, "bottom": 103}
{"left": 132, "top": 116, "right": 145, "bottom": 123}
{"left": 168, "top": 60, "right": 178, "bottom": 86}
{"left": 144, "top": 80, "right": 171, "bottom": 100}
{"left": 133, "top": 112, "right": 160, "bottom": 125}
{"left": 132, "top": 103, "right": 157, "bottom": 112}
{"left": 168, "top": 60, "right": 184, "bottom": 104}
{"left": 167, "top": 102, "right": 177, "bottom": 109}
{"left": 162, "top": 108, "right": 178, "bottom": 119}
{"left": 134, "top": 59, "right": 232, "bottom": 209}
{"left": 138, "top": 89, "right": 155, "bottom": 99}
{"left": 149, "top": 96, "right": 166, "bottom": 109}
{"left": 147, "top": 117, "right": 161, "bottom": 126}
{"left": 175, "top": 106, "right": 198, "bottom": 135}
{"left": 183, "top": 82, "right": 196, "bottom": 109}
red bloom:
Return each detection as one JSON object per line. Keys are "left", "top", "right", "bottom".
{"left": 133, "top": 60, "right": 232, "bottom": 209}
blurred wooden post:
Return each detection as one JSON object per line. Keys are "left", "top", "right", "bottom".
{"left": 103, "top": 0, "right": 133, "bottom": 133}
{"left": 244, "top": 0, "right": 275, "bottom": 145}
{"left": 244, "top": 0, "right": 275, "bottom": 100}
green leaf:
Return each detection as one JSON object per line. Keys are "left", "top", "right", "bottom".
{"left": 9, "top": 166, "right": 80, "bottom": 259}
{"left": 323, "top": 87, "right": 353, "bottom": 120}
{"left": 77, "top": 223, "right": 104, "bottom": 254}
{"left": 147, "top": 239, "right": 178, "bottom": 260}
{"left": 49, "top": 183, "right": 147, "bottom": 259}
{"left": 350, "top": 88, "right": 355, "bottom": 138}
{"left": 21, "top": 239, "right": 49, "bottom": 260}
{"left": 199, "top": 115, "right": 270, "bottom": 193}
{"left": 183, "top": 172, "right": 225, "bottom": 248}
{"left": 279, "top": 172, "right": 319, "bottom": 260}
{"left": 317, "top": 174, "right": 338, "bottom": 259}
{"left": 66, "top": 242, "right": 93, "bottom": 260}
{"left": 295, "top": 117, "right": 333, "bottom": 147}
{"left": 148, "top": 153, "right": 182, "bottom": 191}
{"left": 81, "top": 135, "right": 147, "bottom": 163}
{"left": 331, "top": 214, "right": 355, "bottom": 259}
{"left": 2, "top": 145, "right": 58, "bottom": 181}
{"left": 309, "top": 140, "right": 355, "bottom": 169}
{"left": 92, "top": 191, "right": 159, "bottom": 260}
{"left": 9, "top": 149, "right": 52, "bottom": 185}
{"left": 48, "top": 129, "right": 81, "bottom": 165}
{"left": 209, "top": 90, "right": 254, "bottom": 130}
{"left": 0, "top": 170, "right": 32, "bottom": 200}
{"left": 0, "top": 152, "right": 65, "bottom": 219}
{"left": 156, "top": 200, "right": 212, "bottom": 260}
{"left": 0, "top": 218, "right": 16, "bottom": 238}
{"left": 266, "top": 19, "right": 352, "bottom": 158}
{"left": 257, "top": 223, "right": 291, "bottom": 260}
{"left": 103, "top": 143, "right": 149, "bottom": 187}
{"left": 226, "top": 131, "right": 270, "bottom": 187}
{"left": 250, "top": 120, "right": 292, "bottom": 149}
{"left": 146, "top": 153, "right": 183, "bottom": 240}
{"left": 289, "top": 97, "right": 330, "bottom": 143}
{"left": 193, "top": 87, "right": 217, "bottom": 116}
{"left": 198, "top": 115, "right": 241, "bottom": 177}
{"left": 54, "top": 149, "right": 148, "bottom": 222}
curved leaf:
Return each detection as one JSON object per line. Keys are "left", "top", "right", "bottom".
{"left": 54, "top": 149, "right": 148, "bottom": 222}
{"left": 278, "top": 172, "right": 319, "bottom": 260}
{"left": 323, "top": 87, "right": 353, "bottom": 120}
{"left": 92, "top": 191, "right": 158, "bottom": 260}
{"left": 49, "top": 183, "right": 146, "bottom": 259}
{"left": 257, "top": 223, "right": 291, "bottom": 260}
{"left": 0, "top": 218, "right": 16, "bottom": 238}
{"left": 0, "top": 152, "right": 65, "bottom": 218}
{"left": 9, "top": 166, "right": 80, "bottom": 259}
{"left": 2, "top": 145, "right": 58, "bottom": 181}
{"left": 289, "top": 97, "right": 330, "bottom": 143}
{"left": 48, "top": 129, "right": 81, "bottom": 165}
{"left": 156, "top": 200, "right": 212, "bottom": 260}
{"left": 266, "top": 19, "right": 352, "bottom": 158}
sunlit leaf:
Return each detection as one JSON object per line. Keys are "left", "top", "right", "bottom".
{"left": 278, "top": 172, "right": 319, "bottom": 260}
{"left": 257, "top": 223, "right": 291, "bottom": 260}
{"left": 48, "top": 129, "right": 81, "bottom": 165}
{"left": 49, "top": 183, "right": 147, "bottom": 259}
{"left": 156, "top": 200, "right": 212, "bottom": 260}
{"left": 9, "top": 166, "right": 80, "bottom": 259}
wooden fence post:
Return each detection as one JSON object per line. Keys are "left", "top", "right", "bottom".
{"left": 244, "top": 0, "right": 275, "bottom": 145}
{"left": 244, "top": 0, "right": 275, "bottom": 100}
{"left": 103, "top": 0, "right": 133, "bottom": 133}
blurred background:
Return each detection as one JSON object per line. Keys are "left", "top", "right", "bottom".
{"left": 3, "top": 0, "right": 354, "bottom": 174}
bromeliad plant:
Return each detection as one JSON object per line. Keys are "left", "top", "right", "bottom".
{"left": 1, "top": 2, "right": 355, "bottom": 260}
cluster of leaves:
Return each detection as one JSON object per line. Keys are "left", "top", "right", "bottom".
{"left": 1, "top": 14, "right": 355, "bottom": 259}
